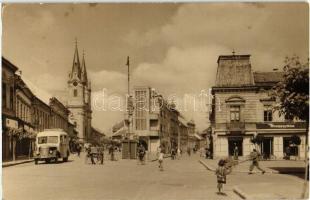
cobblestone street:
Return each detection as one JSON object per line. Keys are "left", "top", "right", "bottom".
{"left": 3, "top": 153, "right": 241, "bottom": 200}
{"left": 3, "top": 153, "right": 308, "bottom": 200}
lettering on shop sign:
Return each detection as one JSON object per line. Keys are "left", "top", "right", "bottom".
{"left": 6, "top": 119, "right": 18, "bottom": 129}
{"left": 269, "top": 124, "right": 295, "bottom": 128}
{"left": 256, "top": 123, "right": 297, "bottom": 129}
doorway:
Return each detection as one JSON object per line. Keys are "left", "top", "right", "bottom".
{"left": 228, "top": 137, "right": 243, "bottom": 156}
{"left": 260, "top": 137, "right": 273, "bottom": 159}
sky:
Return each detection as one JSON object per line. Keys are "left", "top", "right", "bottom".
{"left": 2, "top": 3, "right": 309, "bottom": 134}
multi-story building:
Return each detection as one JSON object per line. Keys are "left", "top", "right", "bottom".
{"left": 32, "top": 96, "right": 51, "bottom": 132}
{"left": 210, "top": 54, "right": 307, "bottom": 159}
{"left": 2, "top": 58, "right": 18, "bottom": 161}
{"left": 67, "top": 43, "right": 92, "bottom": 142}
{"left": 15, "top": 75, "right": 35, "bottom": 159}
{"left": 132, "top": 86, "right": 191, "bottom": 154}
{"left": 49, "top": 97, "right": 69, "bottom": 132}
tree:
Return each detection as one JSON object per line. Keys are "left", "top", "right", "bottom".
{"left": 250, "top": 135, "right": 264, "bottom": 145}
{"left": 272, "top": 56, "right": 309, "bottom": 121}
{"left": 272, "top": 56, "right": 309, "bottom": 198}
{"left": 290, "top": 134, "right": 301, "bottom": 146}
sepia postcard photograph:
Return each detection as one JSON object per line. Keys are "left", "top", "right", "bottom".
{"left": 1, "top": 2, "right": 309, "bottom": 200}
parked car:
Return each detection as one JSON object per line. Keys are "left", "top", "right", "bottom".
{"left": 34, "top": 129, "right": 70, "bottom": 164}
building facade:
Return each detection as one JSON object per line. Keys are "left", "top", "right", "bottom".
{"left": 15, "top": 76, "right": 35, "bottom": 159}
{"left": 131, "top": 86, "right": 193, "bottom": 154}
{"left": 67, "top": 44, "right": 92, "bottom": 142}
{"left": 32, "top": 96, "right": 51, "bottom": 132}
{"left": 2, "top": 58, "right": 19, "bottom": 161}
{"left": 49, "top": 97, "right": 69, "bottom": 132}
{"left": 210, "top": 54, "right": 307, "bottom": 160}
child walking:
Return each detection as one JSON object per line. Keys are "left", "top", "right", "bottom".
{"left": 157, "top": 146, "right": 164, "bottom": 171}
{"left": 215, "top": 159, "right": 232, "bottom": 194}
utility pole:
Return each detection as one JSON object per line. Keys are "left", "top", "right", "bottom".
{"left": 126, "top": 56, "right": 131, "bottom": 159}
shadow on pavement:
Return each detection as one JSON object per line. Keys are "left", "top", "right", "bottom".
{"left": 269, "top": 167, "right": 305, "bottom": 179}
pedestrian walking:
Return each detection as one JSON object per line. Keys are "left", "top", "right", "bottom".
{"left": 76, "top": 144, "right": 81, "bottom": 157}
{"left": 157, "top": 146, "right": 164, "bottom": 171}
{"left": 177, "top": 148, "right": 181, "bottom": 159}
{"left": 85, "top": 146, "right": 91, "bottom": 164}
{"left": 109, "top": 144, "right": 115, "bottom": 161}
{"left": 233, "top": 144, "right": 239, "bottom": 160}
{"left": 98, "top": 145, "right": 104, "bottom": 165}
{"left": 248, "top": 149, "right": 265, "bottom": 174}
{"left": 90, "top": 145, "right": 98, "bottom": 165}
{"left": 137, "top": 144, "right": 146, "bottom": 165}
{"left": 187, "top": 146, "right": 191, "bottom": 156}
{"left": 215, "top": 159, "right": 232, "bottom": 194}
{"left": 171, "top": 147, "right": 176, "bottom": 160}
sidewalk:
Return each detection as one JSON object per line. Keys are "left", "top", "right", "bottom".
{"left": 200, "top": 158, "right": 306, "bottom": 173}
{"left": 199, "top": 158, "right": 308, "bottom": 199}
{"left": 2, "top": 159, "right": 34, "bottom": 168}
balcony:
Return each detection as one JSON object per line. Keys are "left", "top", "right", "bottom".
{"left": 226, "top": 121, "right": 245, "bottom": 131}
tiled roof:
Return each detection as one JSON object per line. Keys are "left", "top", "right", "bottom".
{"left": 253, "top": 72, "right": 284, "bottom": 85}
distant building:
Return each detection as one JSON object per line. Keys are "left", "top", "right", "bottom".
{"left": 32, "top": 96, "right": 51, "bottom": 132}
{"left": 111, "top": 120, "right": 128, "bottom": 141}
{"left": 90, "top": 127, "right": 105, "bottom": 144}
{"left": 49, "top": 97, "right": 69, "bottom": 132}
{"left": 210, "top": 54, "right": 307, "bottom": 159}
{"left": 67, "top": 43, "right": 92, "bottom": 142}
{"left": 131, "top": 86, "right": 194, "bottom": 154}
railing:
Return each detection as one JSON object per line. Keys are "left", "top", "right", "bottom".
{"left": 226, "top": 121, "right": 245, "bottom": 130}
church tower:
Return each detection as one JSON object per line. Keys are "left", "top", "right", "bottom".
{"left": 67, "top": 41, "right": 92, "bottom": 142}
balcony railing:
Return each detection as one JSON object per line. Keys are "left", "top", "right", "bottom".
{"left": 226, "top": 121, "right": 245, "bottom": 130}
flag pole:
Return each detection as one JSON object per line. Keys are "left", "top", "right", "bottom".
{"left": 126, "top": 56, "right": 131, "bottom": 159}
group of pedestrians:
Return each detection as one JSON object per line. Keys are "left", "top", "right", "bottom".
{"left": 82, "top": 143, "right": 121, "bottom": 165}
{"left": 215, "top": 148, "right": 266, "bottom": 194}
{"left": 85, "top": 144, "right": 104, "bottom": 165}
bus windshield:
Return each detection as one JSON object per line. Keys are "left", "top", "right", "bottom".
{"left": 38, "top": 136, "right": 58, "bottom": 144}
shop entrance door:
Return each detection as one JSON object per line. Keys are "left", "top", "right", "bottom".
{"left": 260, "top": 137, "right": 273, "bottom": 159}
{"left": 228, "top": 137, "right": 243, "bottom": 156}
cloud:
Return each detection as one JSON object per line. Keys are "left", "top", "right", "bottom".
{"left": 3, "top": 3, "right": 308, "bottom": 133}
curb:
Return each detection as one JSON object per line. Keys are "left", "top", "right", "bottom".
{"left": 199, "top": 159, "right": 215, "bottom": 171}
{"left": 233, "top": 186, "right": 249, "bottom": 200}
{"left": 2, "top": 159, "right": 34, "bottom": 168}
{"left": 199, "top": 159, "right": 279, "bottom": 174}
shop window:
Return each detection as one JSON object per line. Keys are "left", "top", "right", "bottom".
{"left": 230, "top": 105, "right": 240, "bottom": 122}
{"left": 283, "top": 137, "right": 298, "bottom": 156}
{"left": 264, "top": 106, "right": 273, "bottom": 122}
{"left": 228, "top": 137, "right": 243, "bottom": 156}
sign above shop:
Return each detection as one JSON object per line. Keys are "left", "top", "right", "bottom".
{"left": 5, "top": 119, "right": 18, "bottom": 129}
{"left": 256, "top": 122, "right": 306, "bottom": 129}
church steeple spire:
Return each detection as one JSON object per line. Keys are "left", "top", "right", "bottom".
{"left": 81, "top": 49, "right": 88, "bottom": 85}
{"left": 70, "top": 38, "right": 81, "bottom": 80}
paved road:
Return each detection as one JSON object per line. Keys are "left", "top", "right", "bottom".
{"left": 3, "top": 153, "right": 240, "bottom": 200}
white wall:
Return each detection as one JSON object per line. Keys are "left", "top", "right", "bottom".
{"left": 215, "top": 135, "right": 228, "bottom": 158}
{"left": 273, "top": 136, "right": 283, "bottom": 159}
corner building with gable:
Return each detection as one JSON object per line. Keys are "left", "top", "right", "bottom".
{"left": 210, "top": 54, "right": 307, "bottom": 160}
